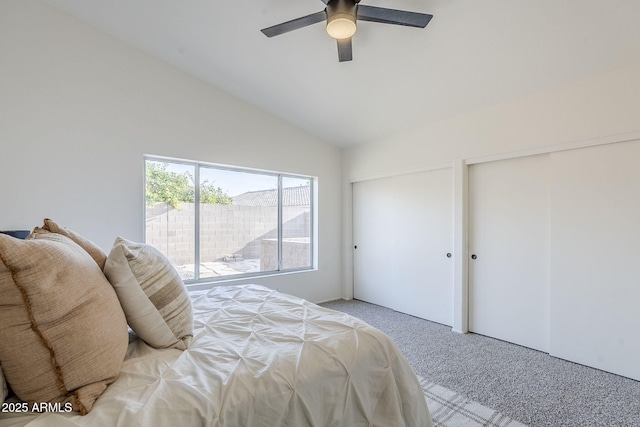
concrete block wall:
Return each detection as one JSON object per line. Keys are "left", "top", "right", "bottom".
{"left": 261, "top": 238, "right": 311, "bottom": 271}
{"left": 146, "top": 202, "right": 310, "bottom": 267}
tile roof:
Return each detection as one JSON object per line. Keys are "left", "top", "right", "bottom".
{"left": 232, "top": 185, "right": 310, "bottom": 207}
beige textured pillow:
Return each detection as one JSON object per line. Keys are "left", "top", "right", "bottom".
{"left": 0, "top": 232, "right": 128, "bottom": 415}
{"left": 1, "top": 363, "right": 7, "bottom": 404}
{"left": 34, "top": 218, "right": 107, "bottom": 270}
{"left": 104, "top": 237, "right": 193, "bottom": 350}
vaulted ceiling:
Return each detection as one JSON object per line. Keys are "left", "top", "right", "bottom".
{"left": 42, "top": 0, "right": 640, "bottom": 147}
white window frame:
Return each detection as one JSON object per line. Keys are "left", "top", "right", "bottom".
{"left": 144, "top": 155, "right": 316, "bottom": 284}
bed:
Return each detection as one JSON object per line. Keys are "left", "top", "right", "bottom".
{"left": 0, "top": 225, "right": 431, "bottom": 427}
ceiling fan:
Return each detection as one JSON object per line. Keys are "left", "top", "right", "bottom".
{"left": 261, "top": 0, "right": 433, "bottom": 62}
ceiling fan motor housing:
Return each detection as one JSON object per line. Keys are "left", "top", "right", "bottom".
{"left": 326, "top": 0, "right": 358, "bottom": 39}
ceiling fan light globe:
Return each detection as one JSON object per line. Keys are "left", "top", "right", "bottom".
{"left": 326, "top": 13, "right": 357, "bottom": 39}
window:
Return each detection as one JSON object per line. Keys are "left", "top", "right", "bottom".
{"left": 145, "top": 157, "right": 314, "bottom": 283}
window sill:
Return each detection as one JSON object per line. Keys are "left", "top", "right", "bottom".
{"left": 184, "top": 267, "right": 317, "bottom": 292}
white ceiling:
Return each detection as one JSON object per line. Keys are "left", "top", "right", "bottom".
{"left": 42, "top": 0, "right": 640, "bottom": 147}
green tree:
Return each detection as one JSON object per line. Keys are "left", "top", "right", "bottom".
{"left": 146, "top": 162, "right": 232, "bottom": 207}
{"left": 200, "top": 180, "right": 233, "bottom": 204}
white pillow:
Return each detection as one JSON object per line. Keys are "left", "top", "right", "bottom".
{"left": 103, "top": 237, "right": 193, "bottom": 350}
{"left": 1, "top": 363, "right": 8, "bottom": 404}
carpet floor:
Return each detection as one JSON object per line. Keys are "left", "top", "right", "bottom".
{"left": 321, "top": 299, "right": 640, "bottom": 427}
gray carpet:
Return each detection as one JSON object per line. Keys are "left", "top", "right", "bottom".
{"left": 321, "top": 299, "right": 640, "bottom": 427}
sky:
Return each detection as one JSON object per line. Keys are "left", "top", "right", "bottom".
{"left": 149, "top": 159, "right": 308, "bottom": 197}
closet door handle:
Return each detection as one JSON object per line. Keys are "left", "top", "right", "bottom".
{"left": 471, "top": 254, "right": 477, "bottom": 260}
{"left": 446, "top": 253, "right": 452, "bottom": 258}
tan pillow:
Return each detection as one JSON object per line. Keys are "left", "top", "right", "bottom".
{"left": 103, "top": 237, "right": 193, "bottom": 350}
{"left": 1, "top": 363, "right": 7, "bottom": 404}
{"left": 34, "top": 218, "right": 107, "bottom": 270}
{"left": 0, "top": 232, "right": 128, "bottom": 415}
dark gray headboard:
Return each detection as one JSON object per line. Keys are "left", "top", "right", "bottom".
{"left": 0, "top": 230, "right": 30, "bottom": 239}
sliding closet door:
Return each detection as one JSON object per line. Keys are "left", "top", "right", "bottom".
{"left": 468, "top": 154, "right": 550, "bottom": 352}
{"left": 550, "top": 140, "right": 640, "bottom": 381}
{"left": 353, "top": 168, "right": 454, "bottom": 325}
{"left": 391, "top": 169, "right": 453, "bottom": 325}
{"left": 352, "top": 178, "right": 396, "bottom": 308}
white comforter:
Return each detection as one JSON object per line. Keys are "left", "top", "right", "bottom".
{"left": 1, "top": 284, "right": 432, "bottom": 427}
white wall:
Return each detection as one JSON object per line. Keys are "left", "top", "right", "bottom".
{"left": 0, "top": 0, "right": 343, "bottom": 303}
{"left": 344, "top": 63, "right": 640, "bottom": 179}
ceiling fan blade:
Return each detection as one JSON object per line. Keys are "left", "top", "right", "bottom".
{"left": 337, "top": 38, "right": 353, "bottom": 62}
{"left": 261, "top": 11, "right": 327, "bottom": 37}
{"left": 356, "top": 5, "right": 432, "bottom": 28}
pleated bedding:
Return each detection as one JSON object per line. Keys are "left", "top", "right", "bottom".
{"left": 1, "top": 284, "right": 431, "bottom": 427}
